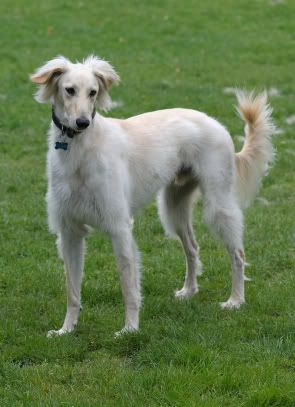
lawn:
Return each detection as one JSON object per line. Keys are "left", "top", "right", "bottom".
{"left": 0, "top": 0, "right": 295, "bottom": 405}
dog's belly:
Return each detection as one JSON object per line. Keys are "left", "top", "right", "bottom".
{"left": 128, "top": 145, "right": 193, "bottom": 213}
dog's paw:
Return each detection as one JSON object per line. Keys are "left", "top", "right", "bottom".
{"left": 47, "top": 328, "right": 72, "bottom": 338}
{"left": 175, "top": 286, "right": 199, "bottom": 300}
{"left": 220, "top": 298, "right": 245, "bottom": 310}
{"left": 114, "top": 326, "right": 138, "bottom": 338}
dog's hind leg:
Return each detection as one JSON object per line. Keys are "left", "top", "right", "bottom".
{"left": 112, "top": 226, "right": 141, "bottom": 336}
{"left": 175, "top": 226, "right": 203, "bottom": 299}
{"left": 158, "top": 179, "right": 202, "bottom": 299}
{"left": 47, "top": 228, "right": 85, "bottom": 337}
{"left": 203, "top": 188, "right": 245, "bottom": 309}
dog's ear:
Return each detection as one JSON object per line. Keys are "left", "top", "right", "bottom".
{"left": 30, "top": 56, "right": 70, "bottom": 103}
{"left": 84, "top": 55, "right": 120, "bottom": 111}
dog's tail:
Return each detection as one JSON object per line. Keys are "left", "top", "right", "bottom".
{"left": 234, "top": 90, "right": 276, "bottom": 209}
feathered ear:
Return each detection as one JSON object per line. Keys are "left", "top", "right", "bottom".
{"left": 30, "top": 56, "right": 70, "bottom": 103}
{"left": 84, "top": 55, "right": 120, "bottom": 111}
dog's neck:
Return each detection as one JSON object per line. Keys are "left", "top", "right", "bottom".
{"left": 51, "top": 106, "right": 97, "bottom": 139}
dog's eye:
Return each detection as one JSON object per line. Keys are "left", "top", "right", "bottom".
{"left": 65, "top": 87, "right": 75, "bottom": 96}
{"left": 89, "top": 90, "right": 97, "bottom": 97}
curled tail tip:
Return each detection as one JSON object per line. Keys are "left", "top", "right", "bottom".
{"left": 235, "top": 89, "right": 268, "bottom": 106}
{"left": 235, "top": 89, "right": 276, "bottom": 136}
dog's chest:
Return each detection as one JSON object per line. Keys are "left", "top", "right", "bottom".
{"left": 51, "top": 156, "right": 108, "bottom": 227}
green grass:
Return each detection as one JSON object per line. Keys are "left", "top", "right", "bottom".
{"left": 1, "top": 0, "right": 295, "bottom": 405}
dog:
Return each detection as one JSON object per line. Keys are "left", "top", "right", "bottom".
{"left": 30, "top": 55, "right": 275, "bottom": 337}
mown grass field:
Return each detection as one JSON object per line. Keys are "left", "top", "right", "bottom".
{"left": 1, "top": 0, "right": 295, "bottom": 405}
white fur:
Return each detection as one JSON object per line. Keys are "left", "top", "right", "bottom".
{"left": 30, "top": 56, "right": 275, "bottom": 336}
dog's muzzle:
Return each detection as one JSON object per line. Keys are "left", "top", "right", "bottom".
{"left": 52, "top": 107, "right": 96, "bottom": 139}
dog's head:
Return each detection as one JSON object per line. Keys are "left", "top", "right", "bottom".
{"left": 30, "top": 55, "right": 120, "bottom": 131}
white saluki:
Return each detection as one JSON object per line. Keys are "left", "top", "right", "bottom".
{"left": 30, "top": 55, "right": 275, "bottom": 337}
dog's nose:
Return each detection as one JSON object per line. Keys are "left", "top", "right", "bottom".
{"left": 76, "top": 117, "right": 90, "bottom": 129}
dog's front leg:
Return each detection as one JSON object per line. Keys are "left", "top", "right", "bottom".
{"left": 112, "top": 228, "right": 141, "bottom": 337}
{"left": 48, "top": 230, "right": 85, "bottom": 337}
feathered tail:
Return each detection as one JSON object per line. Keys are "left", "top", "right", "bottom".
{"left": 235, "top": 91, "right": 276, "bottom": 209}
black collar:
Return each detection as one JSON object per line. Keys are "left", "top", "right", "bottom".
{"left": 52, "top": 107, "right": 96, "bottom": 139}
